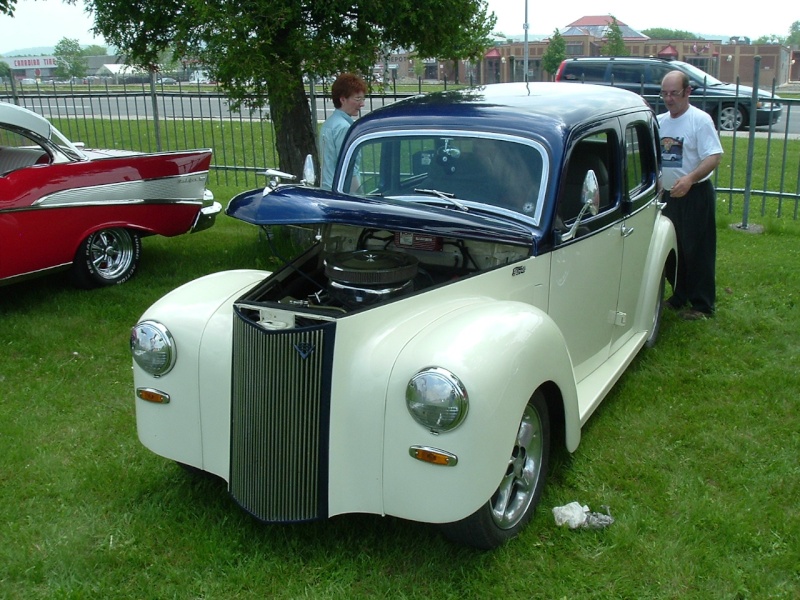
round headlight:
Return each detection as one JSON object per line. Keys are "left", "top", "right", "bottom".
{"left": 406, "top": 367, "right": 469, "bottom": 433}
{"left": 130, "top": 320, "right": 176, "bottom": 377}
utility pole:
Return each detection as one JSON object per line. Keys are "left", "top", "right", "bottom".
{"left": 523, "top": 0, "right": 529, "bottom": 82}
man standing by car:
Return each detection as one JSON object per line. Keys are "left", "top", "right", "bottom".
{"left": 320, "top": 73, "right": 367, "bottom": 190}
{"left": 658, "top": 70, "right": 723, "bottom": 320}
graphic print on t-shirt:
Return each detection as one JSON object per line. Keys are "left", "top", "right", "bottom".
{"left": 660, "top": 136, "right": 683, "bottom": 167}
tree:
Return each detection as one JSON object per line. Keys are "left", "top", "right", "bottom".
{"left": 641, "top": 28, "right": 698, "bottom": 40}
{"left": 87, "top": 0, "right": 496, "bottom": 179}
{"left": 786, "top": 21, "right": 800, "bottom": 46}
{"left": 82, "top": 44, "right": 109, "bottom": 57}
{"left": 54, "top": 37, "right": 89, "bottom": 80}
{"left": 753, "top": 34, "right": 786, "bottom": 45}
{"left": 601, "top": 17, "right": 628, "bottom": 57}
{"left": 1, "top": 0, "right": 16, "bottom": 16}
{"left": 541, "top": 29, "right": 565, "bottom": 81}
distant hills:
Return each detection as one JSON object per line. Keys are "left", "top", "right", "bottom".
{"left": 1, "top": 46, "right": 57, "bottom": 56}
{"left": 1, "top": 44, "right": 116, "bottom": 56}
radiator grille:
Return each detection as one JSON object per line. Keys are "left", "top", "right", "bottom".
{"left": 229, "top": 307, "right": 334, "bottom": 522}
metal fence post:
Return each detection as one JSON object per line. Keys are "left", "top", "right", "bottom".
{"left": 739, "top": 56, "right": 761, "bottom": 230}
{"left": 149, "top": 68, "right": 162, "bottom": 152}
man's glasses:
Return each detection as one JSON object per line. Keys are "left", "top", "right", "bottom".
{"left": 660, "top": 88, "right": 686, "bottom": 99}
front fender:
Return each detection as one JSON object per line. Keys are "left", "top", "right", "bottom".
{"left": 382, "top": 300, "right": 577, "bottom": 523}
{"left": 133, "top": 269, "right": 269, "bottom": 474}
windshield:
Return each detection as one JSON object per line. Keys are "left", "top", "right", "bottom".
{"left": 675, "top": 61, "right": 723, "bottom": 86}
{"left": 49, "top": 125, "right": 87, "bottom": 161}
{"left": 340, "top": 132, "right": 548, "bottom": 224}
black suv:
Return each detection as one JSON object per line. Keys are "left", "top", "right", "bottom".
{"left": 555, "top": 57, "right": 782, "bottom": 132}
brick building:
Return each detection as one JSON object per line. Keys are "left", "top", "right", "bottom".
{"left": 388, "top": 15, "right": 792, "bottom": 91}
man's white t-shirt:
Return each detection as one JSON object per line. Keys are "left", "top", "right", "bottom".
{"left": 657, "top": 105, "right": 723, "bottom": 191}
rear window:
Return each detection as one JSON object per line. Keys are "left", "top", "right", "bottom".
{"left": 560, "top": 62, "right": 607, "bottom": 82}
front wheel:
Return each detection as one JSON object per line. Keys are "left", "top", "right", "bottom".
{"left": 72, "top": 228, "right": 141, "bottom": 288}
{"left": 440, "top": 391, "right": 550, "bottom": 550}
{"left": 717, "top": 104, "right": 746, "bottom": 131}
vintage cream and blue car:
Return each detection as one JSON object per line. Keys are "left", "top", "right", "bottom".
{"left": 131, "top": 83, "right": 677, "bottom": 549}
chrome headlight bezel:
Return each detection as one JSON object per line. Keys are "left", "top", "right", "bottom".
{"left": 406, "top": 367, "right": 469, "bottom": 433}
{"left": 130, "top": 320, "right": 176, "bottom": 378}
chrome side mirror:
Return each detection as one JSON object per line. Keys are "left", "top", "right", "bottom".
{"left": 301, "top": 154, "right": 316, "bottom": 186}
{"left": 580, "top": 169, "right": 601, "bottom": 217}
{"left": 561, "top": 169, "right": 600, "bottom": 242}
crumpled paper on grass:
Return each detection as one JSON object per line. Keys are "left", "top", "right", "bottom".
{"left": 552, "top": 501, "right": 614, "bottom": 529}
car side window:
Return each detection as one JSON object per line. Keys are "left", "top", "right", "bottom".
{"left": 0, "top": 127, "right": 50, "bottom": 175}
{"left": 647, "top": 64, "right": 672, "bottom": 86}
{"left": 559, "top": 132, "right": 614, "bottom": 225}
{"left": 611, "top": 64, "right": 644, "bottom": 86}
{"left": 624, "top": 122, "right": 657, "bottom": 202}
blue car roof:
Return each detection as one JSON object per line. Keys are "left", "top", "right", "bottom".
{"left": 349, "top": 82, "right": 649, "bottom": 148}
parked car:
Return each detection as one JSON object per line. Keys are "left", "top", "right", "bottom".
{"left": 555, "top": 56, "right": 782, "bottom": 132}
{"left": 130, "top": 83, "right": 677, "bottom": 549}
{"left": 0, "top": 102, "right": 220, "bottom": 288}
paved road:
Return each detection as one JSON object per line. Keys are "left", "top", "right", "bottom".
{"left": 11, "top": 89, "right": 800, "bottom": 136}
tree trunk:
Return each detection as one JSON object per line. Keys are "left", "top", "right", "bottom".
{"left": 269, "top": 76, "right": 318, "bottom": 182}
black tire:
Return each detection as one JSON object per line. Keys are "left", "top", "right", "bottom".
{"left": 717, "top": 103, "right": 746, "bottom": 132}
{"left": 440, "top": 391, "right": 550, "bottom": 550}
{"left": 645, "top": 266, "right": 666, "bottom": 349}
{"left": 72, "top": 228, "right": 141, "bottom": 288}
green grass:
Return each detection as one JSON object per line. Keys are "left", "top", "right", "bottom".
{"left": 1, "top": 186, "right": 798, "bottom": 598}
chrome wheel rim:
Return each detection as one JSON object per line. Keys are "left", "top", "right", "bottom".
{"left": 490, "top": 403, "right": 544, "bottom": 529}
{"left": 88, "top": 229, "right": 134, "bottom": 280}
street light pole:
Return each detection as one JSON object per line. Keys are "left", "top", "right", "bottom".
{"left": 523, "top": 0, "right": 529, "bottom": 82}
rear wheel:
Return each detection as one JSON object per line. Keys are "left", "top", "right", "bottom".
{"left": 440, "top": 391, "right": 550, "bottom": 550}
{"left": 72, "top": 228, "right": 141, "bottom": 288}
{"left": 645, "top": 266, "right": 666, "bottom": 348}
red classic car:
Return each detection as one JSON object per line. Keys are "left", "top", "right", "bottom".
{"left": 0, "top": 102, "right": 220, "bottom": 288}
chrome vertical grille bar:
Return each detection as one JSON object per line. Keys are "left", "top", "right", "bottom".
{"left": 229, "top": 307, "right": 334, "bottom": 522}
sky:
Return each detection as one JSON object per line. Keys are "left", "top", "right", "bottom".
{"left": 1, "top": 0, "right": 794, "bottom": 55}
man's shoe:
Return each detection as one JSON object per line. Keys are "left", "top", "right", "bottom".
{"left": 666, "top": 296, "right": 684, "bottom": 311}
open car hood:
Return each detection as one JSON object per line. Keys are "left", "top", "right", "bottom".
{"left": 226, "top": 185, "right": 537, "bottom": 248}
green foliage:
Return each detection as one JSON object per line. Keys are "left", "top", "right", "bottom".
{"left": 641, "top": 27, "right": 698, "bottom": 40}
{"left": 541, "top": 29, "right": 565, "bottom": 80}
{"left": 789, "top": 21, "right": 800, "bottom": 45}
{"left": 86, "top": 0, "right": 497, "bottom": 178}
{"left": 54, "top": 38, "right": 89, "bottom": 79}
{"left": 82, "top": 44, "right": 109, "bottom": 57}
{"left": 0, "top": 0, "right": 14, "bottom": 16}
{"left": 601, "top": 16, "right": 628, "bottom": 57}
{"left": 754, "top": 34, "right": 786, "bottom": 45}
{"left": 0, "top": 59, "right": 10, "bottom": 78}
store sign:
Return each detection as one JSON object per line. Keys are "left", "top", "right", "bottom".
{"left": 1, "top": 56, "right": 58, "bottom": 69}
